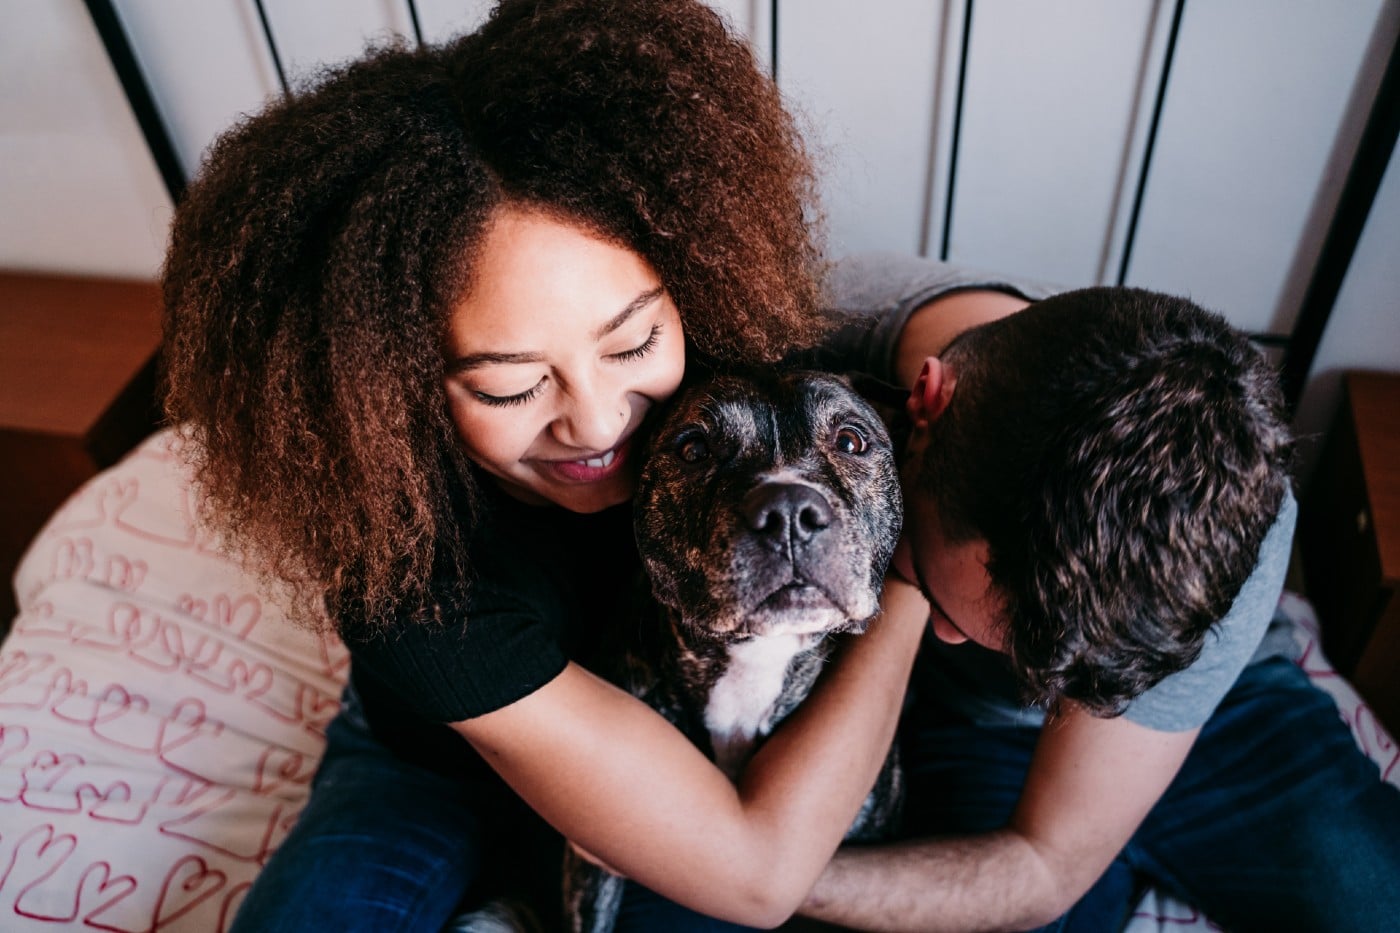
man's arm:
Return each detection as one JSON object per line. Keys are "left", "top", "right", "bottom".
{"left": 801, "top": 706, "right": 1199, "bottom": 932}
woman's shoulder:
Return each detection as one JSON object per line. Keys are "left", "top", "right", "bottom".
{"left": 350, "top": 486, "right": 638, "bottom": 651}
{"left": 342, "top": 491, "right": 638, "bottom": 722}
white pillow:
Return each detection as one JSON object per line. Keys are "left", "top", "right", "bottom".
{"left": 1, "top": 430, "right": 347, "bottom": 931}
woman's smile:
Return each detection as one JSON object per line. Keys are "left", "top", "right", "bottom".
{"left": 539, "top": 434, "right": 633, "bottom": 483}
{"left": 443, "top": 204, "right": 687, "bottom": 512}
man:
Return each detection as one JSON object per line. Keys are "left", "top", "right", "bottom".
{"left": 802, "top": 254, "right": 1400, "bottom": 931}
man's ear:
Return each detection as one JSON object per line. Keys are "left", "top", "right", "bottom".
{"left": 906, "top": 357, "right": 956, "bottom": 429}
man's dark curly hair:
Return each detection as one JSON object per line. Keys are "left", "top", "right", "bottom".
{"left": 917, "top": 287, "right": 1293, "bottom": 715}
{"left": 161, "top": 0, "right": 825, "bottom": 631}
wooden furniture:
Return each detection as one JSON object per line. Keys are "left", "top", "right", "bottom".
{"left": 1302, "top": 370, "right": 1400, "bottom": 735}
{"left": 0, "top": 272, "right": 163, "bottom": 630}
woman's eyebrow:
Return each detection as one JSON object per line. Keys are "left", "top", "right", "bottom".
{"left": 446, "top": 348, "right": 545, "bottom": 375}
{"left": 446, "top": 286, "right": 666, "bottom": 376}
{"left": 591, "top": 286, "right": 665, "bottom": 341}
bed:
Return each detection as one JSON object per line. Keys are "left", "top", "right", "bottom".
{"left": 1, "top": 430, "right": 1395, "bottom": 931}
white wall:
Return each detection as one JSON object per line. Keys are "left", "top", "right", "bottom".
{"left": 1122, "top": 0, "right": 1392, "bottom": 336}
{"left": 778, "top": 0, "right": 952, "bottom": 257}
{"left": 0, "top": 0, "right": 171, "bottom": 279}
{"left": 1, "top": 0, "right": 1396, "bottom": 469}
{"left": 929, "top": 0, "right": 1171, "bottom": 286}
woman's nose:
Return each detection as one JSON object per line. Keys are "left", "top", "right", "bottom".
{"left": 552, "top": 377, "right": 626, "bottom": 452}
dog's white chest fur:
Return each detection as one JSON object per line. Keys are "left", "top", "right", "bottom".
{"left": 704, "top": 634, "right": 803, "bottom": 779}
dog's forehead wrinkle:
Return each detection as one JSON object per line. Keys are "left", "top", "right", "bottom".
{"left": 806, "top": 384, "right": 888, "bottom": 437}
{"left": 695, "top": 396, "right": 768, "bottom": 446}
{"left": 779, "top": 400, "right": 879, "bottom": 462}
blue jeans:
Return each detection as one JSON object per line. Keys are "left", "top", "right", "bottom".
{"left": 900, "top": 656, "right": 1400, "bottom": 932}
{"left": 615, "top": 885, "right": 761, "bottom": 932}
{"left": 231, "top": 685, "right": 754, "bottom": 932}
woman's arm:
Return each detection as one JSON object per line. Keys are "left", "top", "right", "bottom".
{"left": 453, "top": 577, "right": 928, "bottom": 927}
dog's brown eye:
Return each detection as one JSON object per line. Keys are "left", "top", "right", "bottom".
{"left": 676, "top": 431, "right": 711, "bottom": 463}
{"left": 834, "top": 426, "right": 867, "bottom": 455}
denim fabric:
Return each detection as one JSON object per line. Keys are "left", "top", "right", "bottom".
{"left": 615, "top": 881, "right": 763, "bottom": 932}
{"left": 901, "top": 656, "right": 1400, "bottom": 932}
{"left": 230, "top": 688, "right": 760, "bottom": 932}
{"left": 230, "top": 687, "right": 562, "bottom": 933}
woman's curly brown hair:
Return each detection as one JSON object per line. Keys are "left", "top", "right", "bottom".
{"left": 162, "top": 0, "right": 825, "bottom": 632}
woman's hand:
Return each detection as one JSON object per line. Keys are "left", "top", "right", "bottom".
{"left": 451, "top": 576, "right": 927, "bottom": 927}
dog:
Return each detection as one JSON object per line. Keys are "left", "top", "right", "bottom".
{"left": 564, "top": 369, "right": 905, "bottom": 933}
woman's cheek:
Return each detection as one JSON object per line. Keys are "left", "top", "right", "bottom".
{"left": 445, "top": 389, "right": 477, "bottom": 445}
{"left": 649, "top": 326, "right": 687, "bottom": 402}
{"left": 446, "top": 391, "right": 521, "bottom": 468}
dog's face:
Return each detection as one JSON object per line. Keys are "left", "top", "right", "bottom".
{"left": 635, "top": 371, "right": 902, "bottom": 639}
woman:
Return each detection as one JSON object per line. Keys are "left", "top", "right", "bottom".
{"left": 161, "top": 1, "right": 925, "bottom": 929}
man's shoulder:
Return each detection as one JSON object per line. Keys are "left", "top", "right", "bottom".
{"left": 1121, "top": 490, "right": 1297, "bottom": 732}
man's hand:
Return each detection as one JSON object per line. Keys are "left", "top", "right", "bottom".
{"left": 801, "top": 706, "right": 1199, "bottom": 932}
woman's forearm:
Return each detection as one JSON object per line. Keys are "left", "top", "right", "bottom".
{"left": 732, "top": 578, "right": 928, "bottom": 913}
{"left": 455, "top": 578, "right": 927, "bottom": 926}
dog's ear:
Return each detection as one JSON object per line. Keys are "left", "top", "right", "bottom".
{"left": 843, "top": 372, "right": 912, "bottom": 457}
{"left": 679, "top": 357, "right": 719, "bottom": 391}
{"left": 845, "top": 372, "right": 908, "bottom": 410}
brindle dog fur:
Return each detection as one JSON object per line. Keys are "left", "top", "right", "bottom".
{"left": 564, "top": 370, "right": 904, "bottom": 933}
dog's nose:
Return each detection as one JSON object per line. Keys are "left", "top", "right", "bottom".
{"left": 741, "top": 483, "right": 833, "bottom": 542}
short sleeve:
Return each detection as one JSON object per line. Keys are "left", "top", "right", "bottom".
{"left": 1123, "top": 489, "right": 1298, "bottom": 732}
{"left": 340, "top": 490, "right": 635, "bottom": 725}
{"left": 344, "top": 540, "right": 571, "bottom": 723}
{"left": 809, "top": 253, "right": 1063, "bottom": 382}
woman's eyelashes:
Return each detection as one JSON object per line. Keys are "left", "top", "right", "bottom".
{"left": 608, "top": 323, "right": 662, "bottom": 362}
{"left": 469, "top": 324, "right": 664, "bottom": 407}
{"left": 474, "top": 379, "right": 545, "bottom": 408}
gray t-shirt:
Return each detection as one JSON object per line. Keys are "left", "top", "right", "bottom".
{"left": 916, "top": 494, "right": 1295, "bottom": 732}
{"left": 823, "top": 252, "right": 1298, "bottom": 733}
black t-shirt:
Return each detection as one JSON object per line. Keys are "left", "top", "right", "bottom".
{"left": 343, "top": 480, "right": 638, "bottom": 778}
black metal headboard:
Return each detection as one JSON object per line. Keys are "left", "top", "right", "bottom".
{"left": 82, "top": 0, "right": 1399, "bottom": 416}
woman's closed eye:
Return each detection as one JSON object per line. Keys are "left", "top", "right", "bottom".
{"left": 466, "top": 324, "right": 665, "bottom": 408}
{"left": 473, "top": 378, "right": 546, "bottom": 408}
{"left": 608, "top": 323, "right": 662, "bottom": 363}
